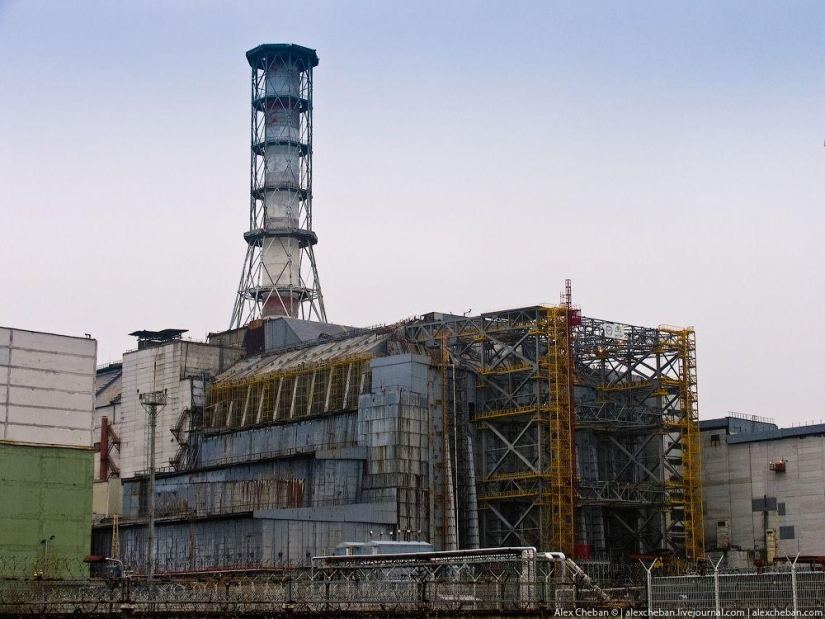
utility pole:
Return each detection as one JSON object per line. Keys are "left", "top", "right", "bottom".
{"left": 139, "top": 390, "right": 167, "bottom": 580}
{"left": 40, "top": 535, "right": 55, "bottom": 576}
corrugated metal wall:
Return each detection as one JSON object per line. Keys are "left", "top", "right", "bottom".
{"left": 113, "top": 354, "right": 437, "bottom": 571}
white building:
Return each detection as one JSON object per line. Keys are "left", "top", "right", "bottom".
{"left": 0, "top": 327, "right": 97, "bottom": 577}
{"left": 115, "top": 330, "right": 243, "bottom": 478}
{"left": 701, "top": 414, "right": 825, "bottom": 563}
{"left": 1, "top": 327, "right": 96, "bottom": 447}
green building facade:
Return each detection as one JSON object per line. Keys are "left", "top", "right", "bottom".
{"left": 0, "top": 443, "right": 94, "bottom": 579}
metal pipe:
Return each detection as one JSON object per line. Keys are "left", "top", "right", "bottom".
{"left": 562, "top": 554, "right": 610, "bottom": 601}
{"left": 464, "top": 435, "right": 480, "bottom": 549}
{"left": 317, "top": 546, "right": 539, "bottom": 565}
{"left": 99, "top": 416, "right": 108, "bottom": 480}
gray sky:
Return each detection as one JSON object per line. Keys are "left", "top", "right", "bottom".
{"left": 0, "top": 1, "right": 822, "bottom": 423}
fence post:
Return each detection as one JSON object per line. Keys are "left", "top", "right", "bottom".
{"left": 788, "top": 553, "right": 799, "bottom": 616}
{"left": 640, "top": 559, "right": 657, "bottom": 613}
{"left": 712, "top": 556, "right": 724, "bottom": 618}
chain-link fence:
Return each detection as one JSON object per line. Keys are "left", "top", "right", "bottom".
{"left": 651, "top": 563, "right": 825, "bottom": 613}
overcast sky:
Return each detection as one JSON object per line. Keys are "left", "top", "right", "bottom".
{"left": 0, "top": 1, "right": 822, "bottom": 423}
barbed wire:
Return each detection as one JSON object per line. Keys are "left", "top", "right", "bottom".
{"left": 0, "top": 575, "right": 579, "bottom": 614}
{"left": 0, "top": 556, "right": 90, "bottom": 580}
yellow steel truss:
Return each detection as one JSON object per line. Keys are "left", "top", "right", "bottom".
{"left": 659, "top": 327, "right": 705, "bottom": 560}
{"left": 473, "top": 306, "right": 576, "bottom": 555}
{"left": 205, "top": 356, "right": 373, "bottom": 429}
{"left": 540, "top": 307, "right": 575, "bottom": 556}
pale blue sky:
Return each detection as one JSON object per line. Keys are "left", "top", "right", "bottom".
{"left": 0, "top": 1, "right": 822, "bottom": 422}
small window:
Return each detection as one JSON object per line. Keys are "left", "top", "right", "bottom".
{"left": 710, "top": 434, "right": 721, "bottom": 447}
{"left": 779, "top": 526, "right": 795, "bottom": 540}
{"left": 753, "top": 497, "right": 778, "bottom": 512}
{"left": 778, "top": 503, "right": 786, "bottom": 516}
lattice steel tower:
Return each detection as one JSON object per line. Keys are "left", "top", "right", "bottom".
{"left": 231, "top": 44, "right": 327, "bottom": 328}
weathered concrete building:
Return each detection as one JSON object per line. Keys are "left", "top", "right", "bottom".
{"left": 95, "top": 308, "right": 703, "bottom": 573}
{"left": 0, "top": 327, "right": 97, "bottom": 578}
{"left": 118, "top": 330, "right": 243, "bottom": 478}
{"left": 93, "top": 361, "right": 123, "bottom": 519}
{"left": 701, "top": 414, "right": 825, "bottom": 564}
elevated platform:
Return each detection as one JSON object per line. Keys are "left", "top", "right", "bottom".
{"left": 243, "top": 227, "right": 317, "bottom": 248}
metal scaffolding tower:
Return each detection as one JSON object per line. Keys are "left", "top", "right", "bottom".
{"left": 542, "top": 306, "right": 576, "bottom": 556}
{"left": 231, "top": 44, "right": 326, "bottom": 328}
{"left": 660, "top": 326, "right": 705, "bottom": 560}
{"left": 405, "top": 304, "right": 578, "bottom": 555}
{"left": 474, "top": 306, "right": 577, "bottom": 555}
{"left": 405, "top": 303, "right": 703, "bottom": 560}
{"left": 572, "top": 319, "right": 705, "bottom": 560}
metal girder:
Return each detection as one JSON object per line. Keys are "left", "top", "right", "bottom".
{"left": 575, "top": 401, "right": 663, "bottom": 432}
{"left": 578, "top": 481, "right": 667, "bottom": 506}
{"left": 485, "top": 503, "right": 535, "bottom": 547}
{"left": 607, "top": 509, "right": 663, "bottom": 554}
{"left": 607, "top": 434, "right": 661, "bottom": 482}
{"left": 485, "top": 420, "right": 539, "bottom": 476}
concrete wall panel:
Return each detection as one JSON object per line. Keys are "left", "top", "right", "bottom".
{"left": 7, "top": 405, "right": 92, "bottom": 430}
{"left": 6, "top": 425, "right": 91, "bottom": 446}
{"left": 1, "top": 328, "right": 96, "bottom": 448}
{"left": 119, "top": 341, "right": 233, "bottom": 477}
{"left": 12, "top": 331, "right": 95, "bottom": 357}
{"left": 10, "top": 348, "right": 95, "bottom": 374}
{"left": 8, "top": 386, "right": 92, "bottom": 412}
{"left": 10, "top": 367, "right": 91, "bottom": 392}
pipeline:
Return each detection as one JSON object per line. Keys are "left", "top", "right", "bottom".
{"left": 544, "top": 552, "right": 611, "bottom": 602}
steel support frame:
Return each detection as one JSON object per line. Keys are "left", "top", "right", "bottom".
{"left": 573, "top": 317, "right": 704, "bottom": 560}
{"left": 659, "top": 327, "right": 704, "bottom": 560}
{"left": 404, "top": 309, "right": 702, "bottom": 561}
{"left": 231, "top": 47, "right": 326, "bottom": 328}
{"left": 406, "top": 307, "right": 576, "bottom": 555}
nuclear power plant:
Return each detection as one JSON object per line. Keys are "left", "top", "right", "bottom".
{"left": 87, "top": 43, "right": 705, "bottom": 574}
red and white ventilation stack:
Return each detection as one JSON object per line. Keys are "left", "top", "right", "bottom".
{"left": 231, "top": 44, "right": 326, "bottom": 328}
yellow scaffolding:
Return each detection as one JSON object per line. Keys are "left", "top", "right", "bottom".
{"left": 540, "top": 306, "right": 576, "bottom": 557}
{"left": 204, "top": 356, "right": 373, "bottom": 430}
{"left": 659, "top": 327, "right": 705, "bottom": 561}
{"left": 473, "top": 305, "right": 576, "bottom": 555}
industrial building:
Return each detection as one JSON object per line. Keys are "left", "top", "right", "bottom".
{"left": 701, "top": 414, "right": 825, "bottom": 566}
{"left": 93, "top": 307, "right": 704, "bottom": 571}
{"left": 0, "top": 327, "right": 97, "bottom": 578}
{"left": 92, "top": 361, "right": 122, "bottom": 519}
{"left": 89, "top": 43, "right": 705, "bottom": 574}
